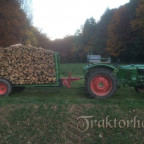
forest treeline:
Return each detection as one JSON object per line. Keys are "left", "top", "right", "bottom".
{"left": 0, "top": 0, "right": 144, "bottom": 63}
{"left": 0, "top": 0, "right": 50, "bottom": 48}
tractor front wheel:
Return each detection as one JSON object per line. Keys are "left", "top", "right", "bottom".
{"left": 0, "top": 79, "right": 12, "bottom": 97}
{"left": 85, "top": 68, "right": 117, "bottom": 99}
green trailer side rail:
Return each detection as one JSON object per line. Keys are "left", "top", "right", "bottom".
{"left": 13, "top": 52, "right": 60, "bottom": 87}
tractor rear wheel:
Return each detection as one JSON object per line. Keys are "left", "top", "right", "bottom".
{"left": 0, "top": 79, "right": 12, "bottom": 97}
{"left": 135, "top": 86, "right": 144, "bottom": 93}
{"left": 85, "top": 68, "right": 117, "bottom": 99}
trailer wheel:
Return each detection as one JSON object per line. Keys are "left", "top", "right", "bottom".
{"left": 0, "top": 79, "right": 12, "bottom": 97}
{"left": 85, "top": 68, "right": 117, "bottom": 99}
{"left": 135, "top": 86, "right": 144, "bottom": 93}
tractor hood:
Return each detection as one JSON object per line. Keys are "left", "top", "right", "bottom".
{"left": 119, "top": 64, "right": 144, "bottom": 70}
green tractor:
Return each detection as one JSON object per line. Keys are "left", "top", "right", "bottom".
{"left": 83, "top": 57, "right": 144, "bottom": 99}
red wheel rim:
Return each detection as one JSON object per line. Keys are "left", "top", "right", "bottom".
{"left": 90, "top": 75, "right": 112, "bottom": 96}
{"left": 0, "top": 82, "right": 8, "bottom": 95}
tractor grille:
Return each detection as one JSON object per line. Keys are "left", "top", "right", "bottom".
{"left": 138, "top": 69, "right": 144, "bottom": 83}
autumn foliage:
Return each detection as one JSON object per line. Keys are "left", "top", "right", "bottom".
{"left": 131, "top": 0, "right": 144, "bottom": 39}
{"left": 106, "top": 6, "right": 131, "bottom": 56}
{"left": 0, "top": 0, "right": 27, "bottom": 46}
{"left": 0, "top": 0, "right": 49, "bottom": 48}
{"left": 106, "top": 0, "right": 144, "bottom": 62}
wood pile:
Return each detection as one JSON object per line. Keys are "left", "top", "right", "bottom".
{"left": 0, "top": 44, "right": 56, "bottom": 84}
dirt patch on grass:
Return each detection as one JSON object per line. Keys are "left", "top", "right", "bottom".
{"left": 83, "top": 103, "right": 95, "bottom": 110}
{"left": 63, "top": 104, "right": 85, "bottom": 144}
{"left": 67, "top": 103, "right": 95, "bottom": 113}
{"left": 0, "top": 104, "right": 23, "bottom": 123}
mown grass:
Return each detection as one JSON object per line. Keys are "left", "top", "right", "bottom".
{"left": 0, "top": 63, "right": 144, "bottom": 144}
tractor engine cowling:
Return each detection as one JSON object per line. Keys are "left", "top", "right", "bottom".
{"left": 137, "top": 69, "right": 144, "bottom": 84}
{"left": 117, "top": 64, "right": 144, "bottom": 87}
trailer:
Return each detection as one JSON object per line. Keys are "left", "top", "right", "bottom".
{"left": 0, "top": 52, "right": 81, "bottom": 97}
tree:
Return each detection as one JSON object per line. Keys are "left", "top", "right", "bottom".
{"left": 0, "top": 0, "right": 49, "bottom": 47}
{"left": 17, "top": 0, "right": 33, "bottom": 23}
{"left": 82, "top": 17, "right": 97, "bottom": 53}
{"left": 94, "top": 8, "right": 116, "bottom": 56}
{"left": 129, "top": 0, "right": 144, "bottom": 62}
{"left": 106, "top": 5, "right": 132, "bottom": 57}
{"left": 0, "top": 0, "right": 29, "bottom": 47}
{"left": 131, "top": 0, "right": 144, "bottom": 39}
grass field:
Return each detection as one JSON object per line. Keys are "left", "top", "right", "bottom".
{"left": 0, "top": 63, "right": 144, "bottom": 144}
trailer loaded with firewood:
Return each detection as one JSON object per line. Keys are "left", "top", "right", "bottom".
{"left": 0, "top": 44, "right": 80, "bottom": 97}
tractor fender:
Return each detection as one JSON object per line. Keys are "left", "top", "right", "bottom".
{"left": 83, "top": 63, "right": 116, "bottom": 77}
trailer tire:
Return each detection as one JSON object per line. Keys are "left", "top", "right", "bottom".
{"left": 85, "top": 68, "right": 117, "bottom": 99}
{"left": 0, "top": 79, "right": 12, "bottom": 97}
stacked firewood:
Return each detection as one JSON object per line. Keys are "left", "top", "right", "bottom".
{"left": 0, "top": 44, "right": 56, "bottom": 84}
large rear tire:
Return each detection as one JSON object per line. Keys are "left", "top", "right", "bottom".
{"left": 0, "top": 79, "right": 12, "bottom": 97}
{"left": 85, "top": 68, "right": 117, "bottom": 99}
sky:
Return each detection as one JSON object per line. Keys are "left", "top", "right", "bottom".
{"left": 33, "top": 0, "right": 130, "bottom": 40}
